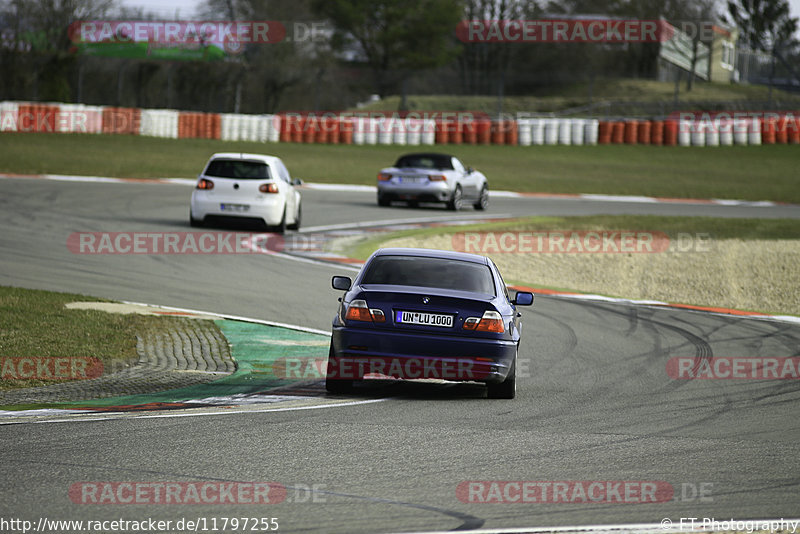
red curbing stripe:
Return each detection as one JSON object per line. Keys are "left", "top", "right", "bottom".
{"left": 661, "top": 303, "right": 767, "bottom": 317}
{"left": 508, "top": 284, "right": 781, "bottom": 320}
{"left": 323, "top": 257, "right": 364, "bottom": 265}
{"left": 509, "top": 284, "right": 582, "bottom": 296}
{"left": 518, "top": 192, "right": 582, "bottom": 199}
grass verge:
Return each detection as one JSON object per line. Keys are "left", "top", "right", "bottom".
{"left": 0, "top": 286, "right": 210, "bottom": 391}
{"left": 341, "top": 215, "right": 800, "bottom": 317}
{"left": 345, "top": 215, "right": 800, "bottom": 261}
{"left": 1, "top": 133, "right": 799, "bottom": 203}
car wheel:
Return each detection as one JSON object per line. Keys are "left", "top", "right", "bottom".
{"left": 274, "top": 206, "right": 287, "bottom": 234}
{"left": 377, "top": 194, "right": 391, "bottom": 207}
{"left": 325, "top": 345, "right": 354, "bottom": 393}
{"left": 189, "top": 210, "right": 203, "bottom": 227}
{"left": 474, "top": 185, "right": 489, "bottom": 211}
{"left": 487, "top": 351, "right": 516, "bottom": 399}
{"left": 447, "top": 185, "right": 463, "bottom": 211}
{"left": 287, "top": 203, "right": 301, "bottom": 230}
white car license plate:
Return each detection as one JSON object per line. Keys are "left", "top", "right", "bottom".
{"left": 398, "top": 176, "right": 425, "bottom": 183}
{"left": 220, "top": 203, "right": 250, "bottom": 212}
{"left": 396, "top": 310, "right": 453, "bottom": 327}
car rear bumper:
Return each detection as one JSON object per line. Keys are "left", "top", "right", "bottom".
{"left": 330, "top": 326, "right": 517, "bottom": 383}
{"left": 377, "top": 182, "right": 452, "bottom": 203}
{"left": 191, "top": 192, "right": 285, "bottom": 225}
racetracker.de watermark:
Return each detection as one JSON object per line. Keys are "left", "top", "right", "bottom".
{"left": 667, "top": 357, "right": 800, "bottom": 380}
{"left": 0, "top": 357, "right": 103, "bottom": 381}
{"left": 457, "top": 19, "right": 673, "bottom": 43}
{"left": 66, "top": 232, "right": 322, "bottom": 255}
{"left": 457, "top": 481, "right": 676, "bottom": 503}
{"left": 452, "top": 231, "right": 714, "bottom": 254}
{"left": 69, "top": 482, "right": 286, "bottom": 505}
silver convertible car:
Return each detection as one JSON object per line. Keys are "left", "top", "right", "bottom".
{"left": 377, "top": 153, "right": 489, "bottom": 211}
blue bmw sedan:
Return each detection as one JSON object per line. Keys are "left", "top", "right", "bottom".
{"left": 328, "top": 248, "right": 533, "bottom": 399}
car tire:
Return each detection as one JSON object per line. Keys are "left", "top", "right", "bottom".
{"left": 325, "top": 345, "right": 354, "bottom": 393}
{"left": 487, "top": 352, "right": 516, "bottom": 399}
{"left": 287, "top": 203, "right": 301, "bottom": 231}
{"left": 447, "top": 185, "right": 463, "bottom": 211}
{"left": 189, "top": 210, "right": 203, "bottom": 227}
{"left": 377, "top": 195, "right": 391, "bottom": 207}
{"left": 274, "top": 206, "right": 287, "bottom": 234}
{"left": 474, "top": 185, "right": 489, "bottom": 211}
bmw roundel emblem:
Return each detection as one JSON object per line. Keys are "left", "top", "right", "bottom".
{"left": 422, "top": 297, "right": 430, "bottom": 304}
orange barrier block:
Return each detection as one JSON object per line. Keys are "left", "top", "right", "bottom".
{"left": 650, "top": 120, "right": 664, "bottom": 146}
{"left": 611, "top": 121, "right": 625, "bottom": 144}
{"left": 624, "top": 120, "right": 638, "bottom": 144}
{"left": 637, "top": 120, "right": 652, "bottom": 145}
{"left": 476, "top": 119, "right": 491, "bottom": 145}
{"left": 435, "top": 120, "right": 449, "bottom": 144}
{"left": 790, "top": 118, "right": 800, "bottom": 144}
{"left": 505, "top": 120, "right": 518, "bottom": 146}
{"left": 449, "top": 120, "right": 463, "bottom": 145}
{"left": 776, "top": 116, "right": 789, "bottom": 144}
{"left": 210, "top": 113, "right": 221, "bottom": 140}
{"left": 663, "top": 119, "right": 678, "bottom": 146}
{"left": 303, "top": 117, "right": 318, "bottom": 143}
{"left": 490, "top": 120, "right": 506, "bottom": 145}
{"left": 292, "top": 117, "right": 305, "bottom": 143}
{"left": 339, "top": 118, "right": 353, "bottom": 144}
{"left": 463, "top": 120, "right": 477, "bottom": 145}
{"left": 597, "top": 121, "right": 612, "bottom": 144}
{"left": 761, "top": 117, "right": 776, "bottom": 144}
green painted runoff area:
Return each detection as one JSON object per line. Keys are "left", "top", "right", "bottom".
{"left": 61, "top": 320, "right": 330, "bottom": 408}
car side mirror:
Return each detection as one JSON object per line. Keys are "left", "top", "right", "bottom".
{"left": 513, "top": 291, "right": 533, "bottom": 306}
{"left": 466, "top": 167, "right": 474, "bottom": 174}
{"left": 332, "top": 276, "right": 352, "bottom": 291}
{"left": 291, "top": 178, "right": 304, "bottom": 186}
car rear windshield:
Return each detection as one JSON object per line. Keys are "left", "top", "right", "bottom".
{"left": 395, "top": 154, "right": 453, "bottom": 170}
{"left": 361, "top": 256, "right": 495, "bottom": 295}
{"left": 204, "top": 159, "right": 272, "bottom": 179}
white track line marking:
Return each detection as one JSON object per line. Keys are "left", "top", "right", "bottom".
{"left": 0, "top": 398, "right": 389, "bottom": 425}
{"left": 389, "top": 518, "right": 800, "bottom": 534}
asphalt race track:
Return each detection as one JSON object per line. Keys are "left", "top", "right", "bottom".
{"left": 1, "top": 177, "right": 799, "bottom": 533}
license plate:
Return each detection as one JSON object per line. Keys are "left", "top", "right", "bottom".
{"left": 398, "top": 176, "right": 425, "bottom": 183}
{"left": 396, "top": 310, "right": 453, "bottom": 327}
{"left": 220, "top": 203, "right": 250, "bottom": 212}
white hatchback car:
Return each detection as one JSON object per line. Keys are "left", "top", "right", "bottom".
{"left": 190, "top": 153, "right": 302, "bottom": 232}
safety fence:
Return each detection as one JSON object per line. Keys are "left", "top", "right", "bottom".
{"left": 2, "top": 101, "right": 799, "bottom": 147}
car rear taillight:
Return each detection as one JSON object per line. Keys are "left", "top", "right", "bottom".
{"left": 428, "top": 175, "right": 446, "bottom": 182}
{"left": 345, "top": 300, "right": 385, "bottom": 323}
{"left": 463, "top": 311, "right": 505, "bottom": 333}
{"left": 259, "top": 183, "right": 279, "bottom": 193}
{"left": 196, "top": 178, "right": 214, "bottom": 190}
{"left": 378, "top": 173, "right": 393, "bottom": 181}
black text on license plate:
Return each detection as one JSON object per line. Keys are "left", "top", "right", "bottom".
{"left": 396, "top": 311, "right": 453, "bottom": 327}
{"left": 221, "top": 203, "right": 249, "bottom": 212}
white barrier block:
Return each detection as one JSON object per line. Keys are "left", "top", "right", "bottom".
{"left": 571, "top": 119, "right": 586, "bottom": 145}
{"left": 585, "top": 119, "right": 599, "bottom": 145}
{"left": 558, "top": 118, "right": 572, "bottom": 145}
{"left": 517, "top": 119, "right": 532, "bottom": 146}
{"left": 405, "top": 118, "right": 422, "bottom": 145}
{"left": 748, "top": 118, "right": 762, "bottom": 145}
{"left": 543, "top": 119, "right": 558, "bottom": 145}
{"left": 0, "top": 101, "right": 19, "bottom": 132}
{"left": 421, "top": 119, "right": 436, "bottom": 145}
